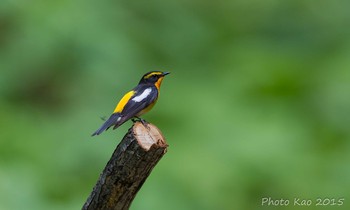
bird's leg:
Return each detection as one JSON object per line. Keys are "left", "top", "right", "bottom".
{"left": 140, "top": 118, "right": 149, "bottom": 127}
{"left": 133, "top": 117, "right": 150, "bottom": 129}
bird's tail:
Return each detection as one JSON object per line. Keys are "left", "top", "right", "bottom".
{"left": 92, "top": 113, "right": 122, "bottom": 136}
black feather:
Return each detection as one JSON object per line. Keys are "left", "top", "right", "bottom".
{"left": 91, "top": 113, "right": 122, "bottom": 136}
{"left": 121, "top": 85, "right": 158, "bottom": 117}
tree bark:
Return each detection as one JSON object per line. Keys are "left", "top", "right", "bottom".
{"left": 82, "top": 122, "right": 168, "bottom": 210}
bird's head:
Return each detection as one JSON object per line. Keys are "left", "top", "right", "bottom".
{"left": 139, "top": 71, "right": 170, "bottom": 89}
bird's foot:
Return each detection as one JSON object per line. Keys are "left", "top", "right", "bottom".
{"left": 132, "top": 117, "right": 150, "bottom": 129}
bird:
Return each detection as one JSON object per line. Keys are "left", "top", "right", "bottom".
{"left": 92, "top": 71, "right": 170, "bottom": 136}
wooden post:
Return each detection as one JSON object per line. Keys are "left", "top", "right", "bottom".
{"left": 82, "top": 122, "right": 168, "bottom": 210}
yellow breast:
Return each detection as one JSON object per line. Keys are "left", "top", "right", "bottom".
{"left": 136, "top": 100, "right": 157, "bottom": 117}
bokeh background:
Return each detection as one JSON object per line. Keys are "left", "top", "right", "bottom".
{"left": 1, "top": 1, "right": 350, "bottom": 210}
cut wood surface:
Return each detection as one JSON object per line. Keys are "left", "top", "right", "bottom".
{"left": 82, "top": 122, "right": 168, "bottom": 210}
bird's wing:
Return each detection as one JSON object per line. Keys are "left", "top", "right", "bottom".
{"left": 117, "top": 85, "right": 158, "bottom": 123}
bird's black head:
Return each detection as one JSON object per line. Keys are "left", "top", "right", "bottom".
{"left": 139, "top": 71, "right": 170, "bottom": 88}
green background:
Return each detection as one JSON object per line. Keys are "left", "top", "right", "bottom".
{"left": 1, "top": 1, "right": 349, "bottom": 209}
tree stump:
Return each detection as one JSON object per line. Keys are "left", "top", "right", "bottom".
{"left": 82, "top": 122, "right": 168, "bottom": 210}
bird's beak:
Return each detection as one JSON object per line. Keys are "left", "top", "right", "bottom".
{"left": 162, "top": 72, "right": 170, "bottom": 76}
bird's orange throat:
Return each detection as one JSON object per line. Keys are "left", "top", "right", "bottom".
{"left": 155, "top": 77, "right": 164, "bottom": 90}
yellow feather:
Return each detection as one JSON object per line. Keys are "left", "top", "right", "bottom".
{"left": 136, "top": 100, "right": 156, "bottom": 117}
{"left": 144, "top": 72, "right": 163, "bottom": 79}
{"left": 113, "top": 90, "right": 135, "bottom": 113}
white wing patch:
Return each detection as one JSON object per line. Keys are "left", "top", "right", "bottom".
{"left": 132, "top": 88, "right": 152, "bottom": 102}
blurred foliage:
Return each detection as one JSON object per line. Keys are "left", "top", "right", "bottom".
{"left": 1, "top": 0, "right": 350, "bottom": 210}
